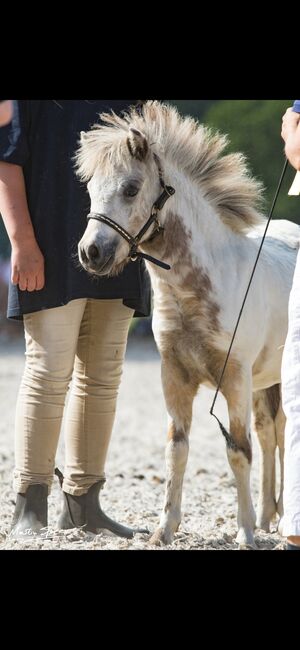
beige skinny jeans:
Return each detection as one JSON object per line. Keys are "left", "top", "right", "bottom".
{"left": 13, "top": 298, "right": 133, "bottom": 495}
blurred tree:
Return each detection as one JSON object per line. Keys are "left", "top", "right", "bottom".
{"left": 204, "top": 100, "right": 299, "bottom": 223}
{"left": 168, "top": 99, "right": 299, "bottom": 224}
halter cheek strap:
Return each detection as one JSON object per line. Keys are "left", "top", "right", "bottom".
{"left": 87, "top": 154, "right": 175, "bottom": 271}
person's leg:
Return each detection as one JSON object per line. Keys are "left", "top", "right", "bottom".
{"left": 58, "top": 299, "right": 147, "bottom": 537}
{"left": 281, "top": 248, "right": 300, "bottom": 548}
{"left": 13, "top": 300, "right": 86, "bottom": 494}
{"left": 63, "top": 298, "right": 133, "bottom": 494}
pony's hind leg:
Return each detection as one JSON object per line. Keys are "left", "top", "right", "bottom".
{"left": 252, "top": 386, "right": 278, "bottom": 532}
{"left": 274, "top": 391, "right": 285, "bottom": 523}
{"left": 150, "top": 357, "right": 198, "bottom": 546}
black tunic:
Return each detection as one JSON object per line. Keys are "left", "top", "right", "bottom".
{"left": 0, "top": 100, "right": 151, "bottom": 319}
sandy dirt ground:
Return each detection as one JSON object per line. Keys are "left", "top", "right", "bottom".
{"left": 0, "top": 335, "right": 284, "bottom": 551}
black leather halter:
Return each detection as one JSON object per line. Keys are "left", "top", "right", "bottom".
{"left": 86, "top": 153, "right": 175, "bottom": 270}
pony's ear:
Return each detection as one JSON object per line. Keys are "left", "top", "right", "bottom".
{"left": 127, "top": 127, "right": 148, "bottom": 161}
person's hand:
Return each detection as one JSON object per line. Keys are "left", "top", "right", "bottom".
{"left": 11, "top": 239, "right": 45, "bottom": 291}
{"left": 281, "top": 107, "right": 300, "bottom": 144}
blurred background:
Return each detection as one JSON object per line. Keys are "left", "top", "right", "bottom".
{"left": 1, "top": 100, "right": 299, "bottom": 341}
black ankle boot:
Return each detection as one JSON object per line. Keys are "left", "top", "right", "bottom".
{"left": 11, "top": 484, "right": 48, "bottom": 538}
{"left": 55, "top": 469, "right": 148, "bottom": 539}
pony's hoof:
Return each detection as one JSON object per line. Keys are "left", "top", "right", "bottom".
{"left": 277, "top": 517, "right": 284, "bottom": 537}
{"left": 236, "top": 528, "right": 255, "bottom": 548}
{"left": 256, "top": 503, "right": 276, "bottom": 532}
{"left": 149, "top": 527, "right": 174, "bottom": 546}
{"left": 238, "top": 542, "right": 257, "bottom": 550}
{"left": 276, "top": 499, "right": 284, "bottom": 520}
{"left": 256, "top": 518, "right": 271, "bottom": 533}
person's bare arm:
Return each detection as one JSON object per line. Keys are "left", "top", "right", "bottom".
{"left": 0, "top": 100, "right": 13, "bottom": 127}
{"left": 281, "top": 108, "right": 300, "bottom": 171}
{"left": 0, "top": 162, "right": 44, "bottom": 291}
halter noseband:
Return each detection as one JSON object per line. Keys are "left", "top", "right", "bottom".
{"left": 86, "top": 153, "right": 175, "bottom": 271}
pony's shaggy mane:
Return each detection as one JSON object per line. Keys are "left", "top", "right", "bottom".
{"left": 75, "top": 100, "right": 265, "bottom": 234}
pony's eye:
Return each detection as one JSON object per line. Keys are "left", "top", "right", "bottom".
{"left": 124, "top": 185, "right": 139, "bottom": 198}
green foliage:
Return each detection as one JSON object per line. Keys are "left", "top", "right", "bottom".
{"left": 203, "top": 100, "right": 299, "bottom": 223}
{"left": 168, "top": 99, "right": 299, "bottom": 224}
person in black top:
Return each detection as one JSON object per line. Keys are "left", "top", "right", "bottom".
{"left": 0, "top": 100, "right": 150, "bottom": 538}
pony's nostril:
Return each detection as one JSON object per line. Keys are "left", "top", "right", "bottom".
{"left": 88, "top": 244, "right": 99, "bottom": 261}
{"left": 80, "top": 247, "right": 88, "bottom": 263}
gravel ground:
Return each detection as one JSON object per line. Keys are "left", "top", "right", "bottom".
{"left": 0, "top": 335, "right": 284, "bottom": 551}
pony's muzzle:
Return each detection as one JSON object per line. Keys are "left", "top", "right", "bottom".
{"left": 78, "top": 239, "right": 118, "bottom": 275}
{"left": 87, "top": 244, "right": 100, "bottom": 263}
{"left": 79, "top": 243, "right": 101, "bottom": 268}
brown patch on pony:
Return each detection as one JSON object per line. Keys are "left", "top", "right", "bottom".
{"left": 167, "top": 422, "right": 186, "bottom": 442}
{"left": 252, "top": 386, "right": 281, "bottom": 432}
{"left": 144, "top": 211, "right": 221, "bottom": 346}
{"left": 162, "top": 213, "right": 192, "bottom": 261}
{"left": 180, "top": 270, "right": 221, "bottom": 333}
{"left": 158, "top": 302, "right": 232, "bottom": 395}
{"left": 152, "top": 212, "right": 221, "bottom": 331}
{"left": 265, "top": 384, "right": 280, "bottom": 420}
{"left": 170, "top": 354, "right": 191, "bottom": 384}
{"left": 229, "top": 418, "right": 252, "bottom": 463}
{"left": 254, "top": 410, "right": 266, "bottom": 430}
{"left": 141, "top": 211, "right": 192, "bottom": 265}
{"left": 210, "top": 351, "right": 241, "bottom": 391}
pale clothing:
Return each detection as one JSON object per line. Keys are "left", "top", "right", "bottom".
{"left": 281, "top": 247, "right": 300, "bottom": 536}
{"left": 13, "top": 298, "right": 133, "bottom": 496}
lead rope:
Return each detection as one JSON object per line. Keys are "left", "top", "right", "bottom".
{"left": 210, "top": 157, "right": 289, "bottom": 442}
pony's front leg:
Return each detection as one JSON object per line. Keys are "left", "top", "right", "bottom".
{"left": 150, "top": 358, "right": 198, "bottom": 546}
{"left": 223, "top": 371, "right": 256, "bottom": 548}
